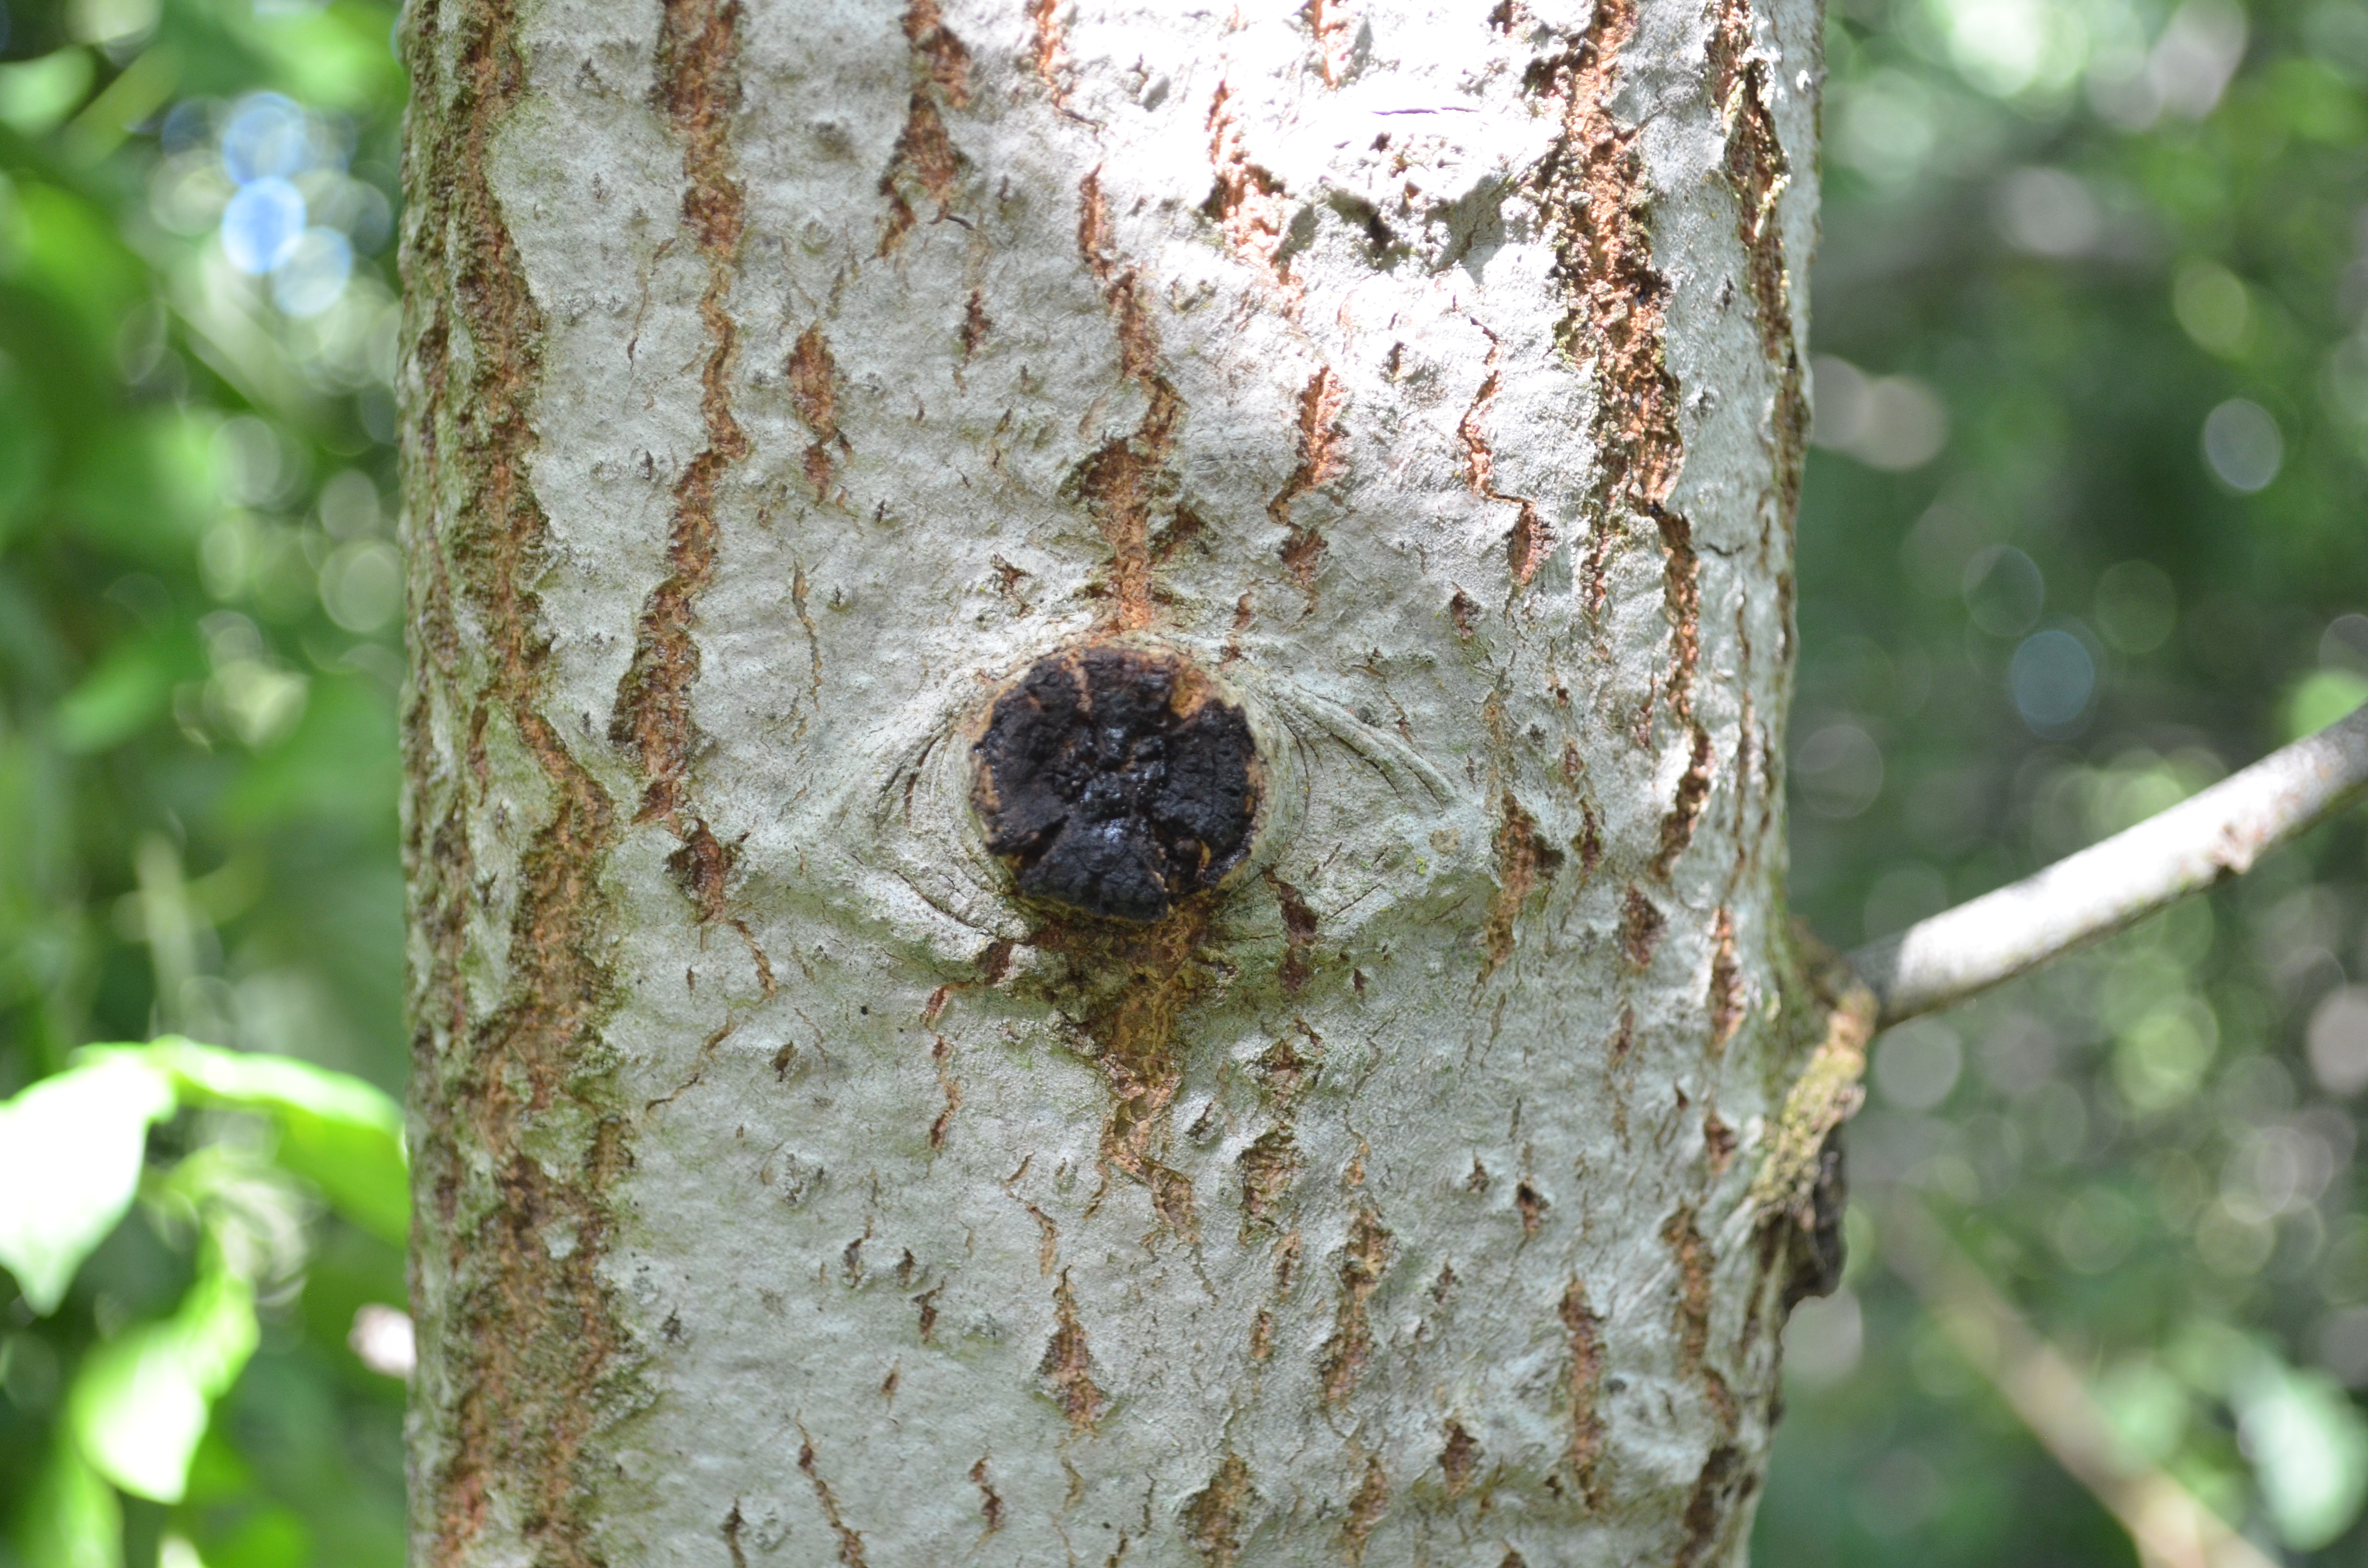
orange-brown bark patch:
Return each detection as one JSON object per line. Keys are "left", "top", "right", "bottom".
{"left": 1709, "top": 906, "right": 1744, "bottom": 1047}
{"left": 1521, "top": 0, "right": 1690, "bottom": 635}
{"left": 1319, "top": 1207, "right": 1392, "bottom": 1403}
{"left": 1559, "top": 1278, "right": 1609, "bottom": 1508}
{"left": 1342, "top": 1453, "right": 1390, "bottom": 1559}
{"left": 611, "top": 0, "right": 748, "bottom": 827}
{"left": 787, "top": 325, "right": 841, "bottom": 498}
{"left": 1482, "top": 791, "right": 1552, "bottom": 980}
{"left": 1653, "top": 723, "right": 1714, "bottom": 876}
{"left": 1025, "top": 0, "right": 1071, "bottom": 105}
{"left": 1183, "top": 1451, "right": 1256, "bottom": 1566}
{"left": 1039, "top": 1269, "right": 1109, "bottom": 1431}
{"left": 1304, "top": 0, "right": 1355, "bottom": 86}
{"left": 1073, "top": 169, "right": 1183, "bottom": 631}
{"left": 901, "top": 0, "right": 972, "bottom": 106}
{"left": 1270, "top": 366, "right": 1346, "bottom": 597}
{"left": 1203, "top": 82, "right": 1297, "bottom": 298}
{"left": 1619, "top": 884, "right": 1665, "bottom": 969}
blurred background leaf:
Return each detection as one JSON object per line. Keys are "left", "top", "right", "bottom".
{"left": 0, "top": 0, "right": 410, "bottom": 1562}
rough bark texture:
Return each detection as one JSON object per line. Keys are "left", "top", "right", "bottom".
{"left": 397, "top": 0, "right": 1825, "bottom": 1562}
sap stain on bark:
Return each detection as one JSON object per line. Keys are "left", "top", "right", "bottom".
{"left": 973, "top": 644, "right": 1258, "bottom": 924}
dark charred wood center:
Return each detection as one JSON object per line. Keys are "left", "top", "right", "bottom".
{"left": 972, "top": 645, "right": 1259, "bottom": 923}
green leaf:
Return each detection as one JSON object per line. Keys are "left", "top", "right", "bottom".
{"left": 11, "top": 1439, "right": 120, "bottom": 1568}
{"left": 140, "top": 1037, "right": 408, "bottom": 1245}
{"left": 0, "top": 1054, "right": 177, "bottom": 1313}
{"left": 67, "top": 1261, "right": 259, "bottom": 1504}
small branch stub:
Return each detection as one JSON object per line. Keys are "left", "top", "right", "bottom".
{"left": 972, "top": 643, "right": 1260, "bottom": 923}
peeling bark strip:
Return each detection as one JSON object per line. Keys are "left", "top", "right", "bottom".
{"left": 612, "top": 0, "right": 748, "bottom": 826}
{"left": 397, "top": 1, "right": 632, "bottom": 1563}
{"left": 1706, "top": 0, "right": 1808, "bottom": 521}
{"left": 1523, "top": 0, "right": 1696, "bottom": 711}
{"left": 1203, "top": 81, "right": 1296, "bottom": 296}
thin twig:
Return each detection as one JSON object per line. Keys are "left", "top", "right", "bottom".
{"left": 1852, "top": 704, "right": 2368, "bottom": 1028}
{"left": 1879, "top": 1197, "right": 2278, "bottom": 1568}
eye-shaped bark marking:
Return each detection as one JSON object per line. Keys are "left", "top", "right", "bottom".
{"left": 972, "top": 644, "right": 1259, "bottom": 923}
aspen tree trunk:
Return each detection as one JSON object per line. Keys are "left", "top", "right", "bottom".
{"left": 397, "top": 0, "right": 1837, "bottom": 1563}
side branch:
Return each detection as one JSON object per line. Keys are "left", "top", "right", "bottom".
{"left": 1853, "top": 705, "right": 2368, "bottom": 1028}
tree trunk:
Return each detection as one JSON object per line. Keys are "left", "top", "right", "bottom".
{"left": 396, "top": 0, "right": 1830, "bottom": 1563}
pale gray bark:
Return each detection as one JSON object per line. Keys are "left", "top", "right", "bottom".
{"left": 398, "top": 1, "right": 1825, "bottom": 1564}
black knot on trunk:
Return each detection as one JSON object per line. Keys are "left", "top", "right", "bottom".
{"left": 973, "top": 644, "right": 1258, "bottom": 923}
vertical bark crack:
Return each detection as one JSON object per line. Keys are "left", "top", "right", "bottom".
{"left": 1522, "top": 1, "right": 1695, "bottom": 708}
{"left": 1074, "top": 169, "right": 1183, "bottom": 631}
{"left": 797, "top": 1432, "right": 871, "bottom": 1567}
{"left": 612, "top": 0, "right": 749, "bottom": 829}
{"left": 1706, "top": 0, "right": 1808, "bottom": 527}
{"left": 1182, "top": 1450, "right": 1256, "bottom": 1567}
{"left": 1318, "top": 1206, "right": 1392, "bottom": 1403}
{"left": 1269, "top": 367, "right": 1345, "bottom": 600}
{"left": 1040, "top": 1269, "right": 1110, "bottom": 1430}
{"left": 1559, "top": 1279, "right": 1609, "bottom": 1509}
{"left": 1456, "top": 328, "right": 1554, "bottom": 590}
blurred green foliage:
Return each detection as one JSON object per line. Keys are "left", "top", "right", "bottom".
{"left": 0, "top": 0, "right": 2365, "bottom": 1561}
{"left": 1762, "top": 0, "right": 2368, "bottom": 1555}
{"left": 0, "top": 0, "right": 408, "bottom": 1563}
